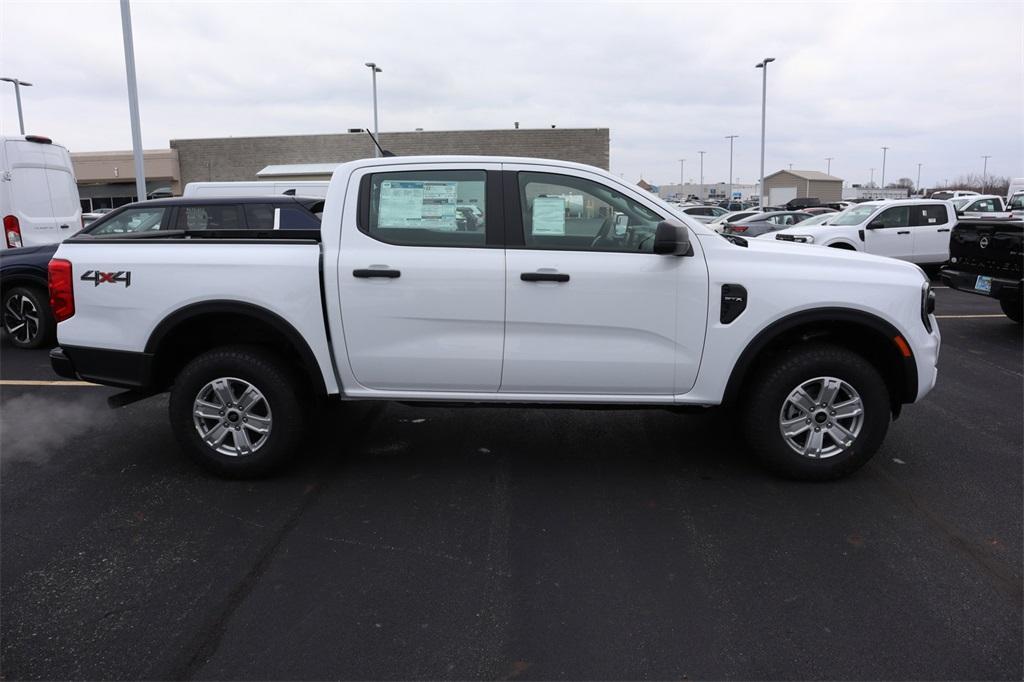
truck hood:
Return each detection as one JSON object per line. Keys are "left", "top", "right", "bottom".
{"left": 701, "top": 231, "right": 924, "bottom": 277}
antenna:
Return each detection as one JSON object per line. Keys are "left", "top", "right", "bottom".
{"left": 365, "top": 129, "right": 394, "bottom": 157}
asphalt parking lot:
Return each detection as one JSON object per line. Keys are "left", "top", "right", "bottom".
{"left": 1, "top": 286, "right": 1020, "bottom": 680}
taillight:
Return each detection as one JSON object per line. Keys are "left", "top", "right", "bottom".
{"left": 4, "top": 215, "right": 22, "bottom": 248}
{"left": 729, "top": 225, "right": 748, "bottom": 233}
{"left": 48, "top": 258, "right": 75, "bottom": 322}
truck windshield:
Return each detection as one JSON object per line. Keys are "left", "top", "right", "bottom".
{"left": 831, "top": 205, "right": 876, "bottom": 226}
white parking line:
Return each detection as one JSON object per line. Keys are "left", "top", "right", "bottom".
{"left": 0, "top": 379, "right": 98, "bottom": 387}
{"left": 935, "top": 314, "right": 1007, "bottom": 319}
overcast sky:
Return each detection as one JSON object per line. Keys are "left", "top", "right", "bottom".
{"left": 2, "top": 0, "right": 1022, "bottom": 188}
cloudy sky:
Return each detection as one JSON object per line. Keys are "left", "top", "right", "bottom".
{"left": 2, "top": 0, "right": 1022, "bottom": 188}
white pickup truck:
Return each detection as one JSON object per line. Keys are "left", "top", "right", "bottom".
{"left": 48, "top": 156, "right": 940, "bottom": 480}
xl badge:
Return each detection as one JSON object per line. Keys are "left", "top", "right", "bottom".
{"left": 81, "top": 270, "right": 132, "bottom": 287}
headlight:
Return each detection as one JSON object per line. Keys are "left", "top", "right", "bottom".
{"left": 921, "top": 281, "right": 936, "bottom": 332}
{"left": 774, "top": 234, "right": 814, "bottom": 243}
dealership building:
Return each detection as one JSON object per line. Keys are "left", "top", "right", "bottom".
{"left": 71, "top": 128, "right": 609, "bottom": 211}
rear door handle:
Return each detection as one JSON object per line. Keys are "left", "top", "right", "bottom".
{"left": 353, "top": 268, "right": 401, "bottom": 279}
{"left": 60, "top": 224, "right": 70, "bottom": 229}
{"left": 897, "top": 231, "right": 910, "bottom": 235}
{"left": 521, "top": 272, "right": 570, "bottom": 283}
{"left": 937, "top": 228, "right": 950, "bottom": 233}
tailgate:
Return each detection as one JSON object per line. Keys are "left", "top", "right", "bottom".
{"left": 949, "top": 220, "right": 1023, "bottom": 277}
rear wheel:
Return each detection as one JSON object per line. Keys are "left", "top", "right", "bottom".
{"left": 1000, "top": 298, "right": 1022, "bottom": 324}
{"left": 741, "top": 344, "right": 891, "bottom": 480}
{"left": 168, "top": 345, "right": 309, "bottom": 478}
{"left": 2, "top": 286, "right": 54, "bottom": 349}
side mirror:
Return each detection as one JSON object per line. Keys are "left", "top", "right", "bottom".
{"left": 867, "top": 219, "right": 884, "bottom": 229}
{"left": 653, "top": 220, "right": 692, "bottom": 256}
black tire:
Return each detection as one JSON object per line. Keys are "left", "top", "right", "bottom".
{"left": 2, "top": 285, "right": 55, "bottom": 349}
{"left": 999, "top": 298, "right": 1022, "bottom": 324}
{"left": 741, "top": 343, "right": 891, "bottom": 480}
{"left": 168, "top": 345, "right": 309, "bottom": 478}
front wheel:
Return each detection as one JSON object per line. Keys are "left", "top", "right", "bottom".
{"left": 741, "top": 344, "right": 891, "bottom": 480}
{"left": 168, "top": 346, "right": 309, "bottom": 478}
{"left": 999, "top": 298, "right": 1022, "bottom": 324}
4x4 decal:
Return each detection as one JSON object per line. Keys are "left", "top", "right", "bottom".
{"left": 81, "top": 270, "right": 132, "bottom": 287}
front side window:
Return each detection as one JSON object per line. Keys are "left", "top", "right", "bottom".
{"left": 177, "top": 205, "right": 244, "bottom": 230}
{"left": 365, "top": 170, "right": 485, "bottom": 246}
{"left": 873, "top": 206, "right": 910, "bottom": 228}
{"left": 1009, "top": 194, "right": 1024, "bottom": 210}
{"left": 89, "top": 207, "right": 166, "bottom": 235}
{"left": 968, "top": 199, "right": 999, "bottom": 212}
{"left": 519, "top": 172, "right": 664, "bottom": 252}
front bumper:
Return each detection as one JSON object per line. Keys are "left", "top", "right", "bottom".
{"left": 940, "top": 268, "right": 1022, "bottom": 303}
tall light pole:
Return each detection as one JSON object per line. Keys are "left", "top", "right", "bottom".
{"left": 916, "top": 163, "right": 922, "bottom": 195}
{"left": 365, "top": 62, "right": 382, "bottom": 157}
{"left": 698, "top": 150, "right": 706, "bottom": 200}
{"left": 825, "top": 157, "right": 833, "bottom": 175}
{"left": 119, "top": 0, "right": 146, "bottom": 202}
{"left": 0, "top": 78, "right": 32, "bottom": 135}
{"left": 678, "top": 158, "right": 685, "bottom": 193}
{"left": 981, "top": 155, "right": 991, "bottom": 192}
{"left": 870, "top": 168, "right": 875, "bottom": 186}
{"left": 755, "top": 57, "right": 774, "bottom": 209}
{"left": 880, "top": 146, "right": 889, "bottom": 188}
{"left": 725, "top": 135, "right": 738, "bottom": 205}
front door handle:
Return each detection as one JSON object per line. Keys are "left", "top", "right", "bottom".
{"left": 353, "top": 268, "right": 401, "bottom": 279}
{"left": 896, "top": 231, "right": 910, "bottom": 235}
{"left": 937, "top": 228, "right": 950, "bottom": 233}
{"left": 60, "top": 224, "right": 70, "bottom": 229}
{"left": 521, "top": 272, "right": 570, "bottom": 283}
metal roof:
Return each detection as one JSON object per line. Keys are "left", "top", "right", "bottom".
{"left": 765, "top": 169, "right": 843, "bottom": 182}
{"left": 256, "top": 163, "right": 341, "bottom": 178}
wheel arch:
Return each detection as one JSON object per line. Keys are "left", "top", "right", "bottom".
{"left": 824, "top": 239, "right": 858, "bottom": 250}
{"left": 145, "top": 300, "right": 328, "bottom": 396}
{"left": 722, "top": 307, "right": 918, "bottom": 416}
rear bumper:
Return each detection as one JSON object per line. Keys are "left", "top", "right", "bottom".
{"left": 940, "top": 268, "right": 1022, "bottom": 302}
{"left": 50, "top": 345, "right": 154, "bottom": 389}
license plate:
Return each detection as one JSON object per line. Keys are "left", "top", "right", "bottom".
{"left": 974, "top": 275, "right": 993, "bottom": 293}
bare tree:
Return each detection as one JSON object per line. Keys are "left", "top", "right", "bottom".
{"left": 940, "top": 174, "right": 1011, "bottom": 195}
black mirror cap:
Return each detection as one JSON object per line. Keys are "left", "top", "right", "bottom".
{"left": 653, "top": 220, "right": 693, "bottom": 256}
{"left": 867, "top": 219, "right": 883, "bottom": 229}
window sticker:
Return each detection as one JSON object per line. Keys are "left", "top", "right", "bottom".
{"left": 379, "top": 180, "right": 458, "bottom": 230}
{"left": 532, "top": 196, "right": 566, "bottom": 235}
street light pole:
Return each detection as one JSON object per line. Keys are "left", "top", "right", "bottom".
{"left": 118, "top": 0, "right": 146, "bottom": 202}
{"left": 725, "top": 135, "right": 738, "bottom": 205}
{"left": 678, "top": 158, "right": 685, "bottom": 194}
{"left": 0, "top": 77, "right": 32, "bottom": 135}
{"left": 698, "top": 150, "right": 705, "bottom": 201}
{"left": 825, "top": 157, "right": 833, "bottom": 175}
{"left": 916, "top": 163, "right": 922, "bottom": 195}
{"left": 365, "top": 62, "right": 382, "bottom": 157}
{"left": 981, "top": 155, "right": 991, "bottom": 192}
{"left": 755, "top": 57, "right": 774, "bottom": 209}
{"left": 870, "top": 168, "right": 875, "bottom": 186}
{"left": 880, "top": 146, "right": 889, "bottom": 188}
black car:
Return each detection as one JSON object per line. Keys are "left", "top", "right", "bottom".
{"left": 1, "top": 242, "right": 60, "bottom": 348}
{"left": 78, "top": 196, "right": 323, "bottom": 237}
{"left": 940, "top": 219, "right": 1022, "bottom": 323}
{"left": 1, "top": 196, "right": 324, "bottom": 349}
{"left": 722, "top": 211, "right": 813, "bottom": 238}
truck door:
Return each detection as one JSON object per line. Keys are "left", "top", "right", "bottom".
{"left": 910, "top": 203, "right": 954, "bottom": 264}
{"left": 337, "top": 164, "right": 505, "bottom": 392}
{"left": 500, "top": 166, "right": 709, "bottom": 396}
{"left": 864, "top": 205, "right": 915, "bottom": 261}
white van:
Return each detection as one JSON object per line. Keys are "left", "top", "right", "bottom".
{"left": 183, "top": 180, "right": 329, "bottom": 199}
{"left": 1, "top": 135, "right": 82, "bottom": 249}
{"left": 1006, "top": 178, "right": 1024, "bottom": 202}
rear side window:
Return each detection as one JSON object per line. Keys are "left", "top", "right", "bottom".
{"left": 279, "top": 207, "right": 319, "bottom": 229}
{"left": 967, "top": 198, "right": 1000, "bottom": 212}
{"left": 89, "top": 207, "right": 167, "bottom": 235}
{"left": 364, "top": 170, "right": 486, "bottom": 246}
{"left": 177, "top": 205, "right": 244, "bottom": 230}
{"left": 244, "top": 204, "right": 275, "bottom": 229}
{"left": 916, "top": 205, "right": 949, "bottom": 225}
